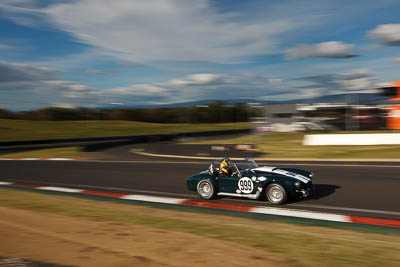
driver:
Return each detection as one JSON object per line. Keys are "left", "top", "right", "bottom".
{"left": 219, "top": 158, "right": 232, "bottom": 176}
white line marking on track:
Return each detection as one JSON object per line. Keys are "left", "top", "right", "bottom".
{"left": 134, "top": 150, "right": 238, "bottom": 160}
{"left": 0, "top": 181, "right": 14, "bottom": 185}
{"left": 37, "top": 186, "right": 83, "bottom": 193}
{"left": 289, "top": 203, "right": 400, "bottom": 216}
{"left": 272, "top": 163, "right": 400, "bottom": 168}
{"left": 252, "top": 207, "right": 351, "bottom": 222}
{"left": 2, "top": 156, "right": 400, "bottom": 167}
{"left": 84, "top": 160, "right": 207, "bottom": 164}
{"left": 0, "top": 159, "right": 208, "bottom": 164}
{"left": 121, "top": 194, "right": 184, "bottom": 204}
{"left": 12, "top": 158, "right": 400, "bottom": 168}
{"left": 1, "top": 179, "right": 197, "bottom": 198}
{"left": 2, "top": 181, "right": 400, "bottom": 227}
{"left": 2, "top": 179, "right": 400, "bottom": 217}
{"left": 132, "top": 151, "right": 400, "bottom": 168}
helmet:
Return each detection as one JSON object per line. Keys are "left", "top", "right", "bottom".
{"left": 220, "top": 158, "right": 231, "bottom": 175}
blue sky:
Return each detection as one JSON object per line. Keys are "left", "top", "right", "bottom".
{"left": 0, "top": 0, "right": 400, "bottom": 111}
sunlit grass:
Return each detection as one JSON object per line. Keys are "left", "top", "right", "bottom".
{"left": 0, "top": 188, "right": 399, "bottom": 267}
{"left": 186, "top": 132, "right": 400, "bottom": 159}
{"left": 1, "top": 147, "right": 82, "bottom": 158}
{"left": 0, "top": 119, "right": 249, "bottom": 142}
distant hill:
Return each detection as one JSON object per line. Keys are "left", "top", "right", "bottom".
{"left": 290, "top": 93, "right": 387, "bottom": 104}
{"left": 101, "top": 93, "right": 388, "bottom": 109}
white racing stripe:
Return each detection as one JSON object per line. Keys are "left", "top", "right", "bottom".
{"left": 252, "top": 206, "right": 351, "bottom": 223}
{"left": 37, "top": 186, "right": 83, "bottom": 193}
{"left": 121, "top": 194, "right": 184, "bottom": 204}
{"left": 254, "top": 167, "right": 311, "bottom": 183}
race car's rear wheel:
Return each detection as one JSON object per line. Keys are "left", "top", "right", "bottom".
{"left": 266, "top": 183, "right": 287, "bottom": 205}
{"left": 197, "top": 179, "right": 216, "bottom": 200}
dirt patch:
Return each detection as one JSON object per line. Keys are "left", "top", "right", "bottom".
{"left": 0, "top": 189, "right": 399, "bottom": 266}
{"left": 0, "top": 206, "right": 284, "bottom": 267}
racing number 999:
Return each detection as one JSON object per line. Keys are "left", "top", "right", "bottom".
{"left": 238, "top": 177, "right": 253, "bottom": 193}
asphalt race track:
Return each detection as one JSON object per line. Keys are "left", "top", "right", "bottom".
{"left": 1, "top": 142, "right": 400, "bottom": 221}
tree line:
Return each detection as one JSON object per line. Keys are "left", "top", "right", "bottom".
{"left": 0, "top": 102, "right": 262, "bottom": 123}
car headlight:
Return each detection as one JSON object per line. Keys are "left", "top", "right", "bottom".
{"left": 295, "top": 181, "right": 301, "bottom": 189}
{"left": 309, "top": 172, "right": 313, "bottom": 178}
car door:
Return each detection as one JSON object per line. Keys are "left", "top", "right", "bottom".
{"left": 217, "top": 172, "right": 240, "bottom": 193}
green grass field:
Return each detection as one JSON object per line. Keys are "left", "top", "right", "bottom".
{"left": 1, "top": 147, "right": 82, "bottom": 158}
{"left": 187, "top": 132, "right": 400, "bottom": 159}
{"left": 0, "top": 119, "right": 249, "bottom": 142}
{"left": 2, "top": 119, "right": 399, "bottom": 159}
{"left": 0, "top": 188, "right": 398, "bottom": 267}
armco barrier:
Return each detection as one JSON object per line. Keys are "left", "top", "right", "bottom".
{"left": 0, "top": 135, "right": 138, "bottom": 147}
{"left": 83, "top": 129, "right": 251, "bottom": 152}
{"left": 0, "top": 129, "right": 251, "bottom": 152}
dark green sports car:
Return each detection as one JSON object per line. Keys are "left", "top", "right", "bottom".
{"left": 187, "top": 158, "right": 313, "bottom": 205}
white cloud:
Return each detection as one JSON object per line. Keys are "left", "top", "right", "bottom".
{"left": 302, "top": 88, "right": 325, "bottom": 98}
{"left": 94, "top": 72, "right": 292, "bottom": 105}
{"left": 4, "top": 0, "right": 297, "bottom": 63}
{"left": 107, "top": 84, "right": 167, "bottom": 96}
{"left": 369, "top": 24, "right": 400, "bottom": 46}
{"left": 169, "top": 74, "right": 225, "bottom": 86}
{"left": 41, "top": 80, "right": 98, "bottom": 99}
{"left": 43, "top": 80, "right": 92, "bottom": 92}
{"left": 393, "top": 57, "right": 400, "bottom": 64}
{"left": 0, "top": 59, "right": 58, "bottom": 83}
{"left": 52, "top": 102, "right": 76, "bottom": 109}
{"left": 335, "top": 69, "right": 376, "bottom": 92}
{"left": 285, "top": 41, "right": 357, "bottom": 60}
{"left": 0, "top": 59, "right": 103, "bottom": 110}
{"left": 296, "top": 69, "right": 378, "bottom": 96}
{"left": 0, "top": 0, "right": 48, "bottom": 27}
{"left": 0, "top": 59, "right": 386, "bottom": 110}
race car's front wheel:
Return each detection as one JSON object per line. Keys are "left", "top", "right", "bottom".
{"left": 197, "top": 179, "right": 216, "bottom": 200}
{"left": 265, "top": 183, "right": 287, "bottom": 205}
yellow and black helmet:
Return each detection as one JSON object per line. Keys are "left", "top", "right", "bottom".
{"left": 220, "top": 158, "right": 231, "bottom": 174}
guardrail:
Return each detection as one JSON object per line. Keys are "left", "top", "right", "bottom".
{"left": 0, "top": 129, "right": 251, "bottom": 151}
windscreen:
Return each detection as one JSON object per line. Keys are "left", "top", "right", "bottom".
{"left": 235, "top": 159, "right": 258, "bottom": 170}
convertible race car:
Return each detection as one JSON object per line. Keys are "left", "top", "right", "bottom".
{"left": 187, "top": 158, "right": 313, "bottom": 205}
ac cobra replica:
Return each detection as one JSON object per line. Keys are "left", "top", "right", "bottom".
{"left": 186, "top": 158, "right": 313, "bottom": 205}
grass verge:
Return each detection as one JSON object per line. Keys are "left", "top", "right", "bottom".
{"left": 0, "top": 119, "right": 249, "bottom": 142}
{"left": 0, "top": 147, "right": 82, "bottom": 158}
{"left": 0, "top": 188, "right": 399, "bottom": 266}
{"left": 186, "top": 132, "right": 400, "bottom": 159}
